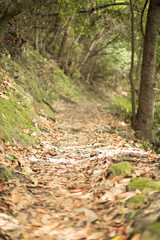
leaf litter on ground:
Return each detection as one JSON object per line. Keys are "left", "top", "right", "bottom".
{"left": 0, "top": 100, "right": 160, "bottom": 239}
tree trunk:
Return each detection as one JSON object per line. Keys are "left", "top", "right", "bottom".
{"left": 129, "top": 0, "right": 136, "bottom": 130}
{"left": 135, "top": 0, "right": 160, "bottom": 141}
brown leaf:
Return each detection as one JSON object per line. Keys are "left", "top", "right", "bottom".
{"left": 0, "top": 213, "right": 19, "bottom": 230}
{"left": 87, "top": 232, "right": 105, "bottom": 239}
{"left": 61, "top": 198, "right": 73, "bottom": 208}
{"left": 0, "top": 137, "right": 6, "bottom": 144}
{"left": 0, "top": 186, "right": 8, "bottom": 191}
{"left": 70, "top": 189, "right": 82, "bottom": 193}
{"left": 84, "top": 208, "right": 98, "bottom": 223}
{"left": 41, "top": 214, "right": 52, "bottom": 224}
{"left": 0, "top": 92, "right": 10, "bottom": 100}
{"left": 34, "top": 222, "right": 60, "bottom": 234}
{"left": 11, "top": 189, "right": 22, "bottom": 204}
{"left": 101, "top": 190, "right": 115, "bottom": 201}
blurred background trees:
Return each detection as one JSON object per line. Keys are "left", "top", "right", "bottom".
{"left": 0, "top": 0, "right": 160, "bottom": 142}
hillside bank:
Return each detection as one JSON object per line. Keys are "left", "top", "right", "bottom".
{"left": 0, "top": 47, "right": 109, "bottom": 146}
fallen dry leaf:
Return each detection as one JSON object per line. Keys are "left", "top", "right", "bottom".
{"left": 0, "top": 213, "right": 20, "bottom": 230}
{"left": 0, "top": 92, "right": 10, "bottom": 100}
{"left": 101, "top": 190, "right": 115, "bottom": 201}
{"left": 11, "top": 189, "right": 22, "bottom": 204}
{"left": 84, "top": 208, "right": 98, "bottom": 223}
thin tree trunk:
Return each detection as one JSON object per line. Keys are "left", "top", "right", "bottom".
{"left": 0, "top": 18, "right": 8, "bottom": 45}
{"left": 77, "top": 27, "right": 105, "bottom": 72}
{"left": 129, "top": 0, "right": 136, "bottom": 130}
{"left": 135, "top": 47, "right": 142, "bottom": 81}
{"left": 35, "top": 21, "right": 39, "bottom": 50}
{"left": 57, "top": 14, "right": 75, "bottom": 63}
{"left": 135, "top": 0, "right": 160, "bottom": 141}
{"left": 47, "top": 1, "right": 62, "bottom": 53}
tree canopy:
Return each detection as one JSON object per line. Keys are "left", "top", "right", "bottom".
{"left": 0, "top": 0, "right": 160, "bottom": 141}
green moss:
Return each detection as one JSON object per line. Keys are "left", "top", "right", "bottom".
{"left": 110, "top": 162, "right": 132, "bottom": 177}
{"left": 125, "top": 194, "right": 147, "bottom": 209}
{"left": 0, "top": 85, "right": 38, "bottom": 146}
{"left": 39, "top": 102, "right": 56, "bottom": 119}
{"left": 54, "top": 67, "right": 84, "bottom": 101}
{"left": 128, "top": 194, "right": 145, "bottom": 203}
{"left": 141, "top": 222, "right": 160, "bottom": 240}
{"left": 2, "top": 47, "right": 101, "bottom": 106}
{"left": 127, "top": 178, "right": 160, "bottom": 193}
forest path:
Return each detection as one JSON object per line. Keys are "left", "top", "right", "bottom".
{"left": 0, "top": 100, "right": 160, "bottom": 240}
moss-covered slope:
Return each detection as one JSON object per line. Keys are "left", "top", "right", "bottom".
{"left": 0, "top": 84, "right": 38, "bottom": 146}
{"left": 0, "top": 48, "right": 97, "bottom": 146}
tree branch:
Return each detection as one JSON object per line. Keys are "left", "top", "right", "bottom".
{"left": 79, "top": 2, "right": 130, "bottom": 13}
{"left": 0, "top": 0, "right": 38, "bottom": 45}
{"left": 89, "top": 36, "right": 119, "bottom": 58}
{"left": 140, "top": 0, "right": 149, "bottom": 37}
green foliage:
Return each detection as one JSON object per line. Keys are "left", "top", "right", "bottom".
{"left": 129, "top": 209, "right": 140, "bottom": 220}
{"left": 156, "top": 38, "right": 160, "bottom": 64}
{"left": 106, "top": 43, "right": 131, "bottom": 73}
{"left": 5, "top": 154, "right": 18, "bottom": 162}
{"left": 154, "top": 103, "right": 160, "bottom": 128}
{"left": 138, "top": 140, "right": 154, "bottom": 152}
{"left": 1, "top": 0, "right": 154, "bottom": 138}
{"left": 152, "top": 89, "right": 160, "bottom": 147}
{"left": 114, "top": 94, "right": 132, "bottom": 121}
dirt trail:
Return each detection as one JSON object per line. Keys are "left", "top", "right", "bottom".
{"left": 0, "top": 101, "right": 160, "bottom": 240}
